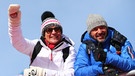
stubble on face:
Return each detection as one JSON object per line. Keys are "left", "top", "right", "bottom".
{"left": 90, "top": 26, "right": 107, "bottom": 42}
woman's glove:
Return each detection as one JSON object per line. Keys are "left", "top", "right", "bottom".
{"left": 24, "top": 66, "right": 46, "bottom": 76}
{"left": 8, "top": 4, "right": 21, "bottom": 26}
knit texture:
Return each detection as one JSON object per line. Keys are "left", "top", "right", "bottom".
{"left": 86, "top": 14, "right": 107, "bottom": 33}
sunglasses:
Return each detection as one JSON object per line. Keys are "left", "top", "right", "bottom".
{"left": 45, "top": 27, "right": 62, "bottom": 34}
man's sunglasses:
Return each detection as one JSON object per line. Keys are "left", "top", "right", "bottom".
{"left": 45, "top": 27, "right": 62, "bottom": 34}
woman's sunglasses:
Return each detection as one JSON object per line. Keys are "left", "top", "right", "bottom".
{"left": 45, "top": 27, "right": 62, "bottom": 34}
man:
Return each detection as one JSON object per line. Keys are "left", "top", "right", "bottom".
{"left": 8, "top": 4, "right": 76, "bottom": 76}
{"left": 74, "top": 14, "right": 135, "bottom": 76}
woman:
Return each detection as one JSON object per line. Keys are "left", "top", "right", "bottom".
{"left": 8, "top": 4, "right": 76, "bottom": 76}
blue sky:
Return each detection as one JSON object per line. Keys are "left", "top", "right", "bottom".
{"left": 0, "top": 0, "right": 135, "bottom": 76}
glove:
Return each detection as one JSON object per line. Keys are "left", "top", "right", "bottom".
{"left": 24, "top": 66, "right": 46, "bottom": 76}
{"left": 103, "top": 66, "right": 118, "bottom": 76}
{"left": 8, "top": 4, "right": 21, "bottom": 26}
{"left": 93, "top": 43, "right": 107, "bottom": 63}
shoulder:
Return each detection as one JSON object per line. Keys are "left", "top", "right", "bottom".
{"left": 78, "top": 43, "right": 87, "bottom": 52}
{"left": 62, "top": 34, "right": 75, "bottom": 46}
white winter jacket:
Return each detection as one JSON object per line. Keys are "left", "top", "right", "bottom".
{"left": 8, "top": 26, "right": 76, "bottom": 76}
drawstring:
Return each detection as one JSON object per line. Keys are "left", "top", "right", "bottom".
{"left": 50, "top": 51, "right": 53, "bottom": 61}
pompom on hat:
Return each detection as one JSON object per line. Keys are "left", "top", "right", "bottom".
{"left": 41, "top": 11, "right": 62, "bottom": 36}
{"left": 41, "top": 11, "right": 55, "bottom": 22}
{"left": 86, "top": 14, "right": 108, "bottom": 33}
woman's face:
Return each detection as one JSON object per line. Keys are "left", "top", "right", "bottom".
{"left": 90, "top": 25, "right": 107, "bottom": 42}
{"left": 44, "top": 25, "right": 62, "bottom": 44}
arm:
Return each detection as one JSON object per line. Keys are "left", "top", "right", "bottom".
{"left": 106, "top": 40, "right": 135, "bottom": 71}
{"left": 8, "top": 4, "right": 35, "bottom": 56}
{"left": 74, "top": 44, "right": 104, "bottom": 76}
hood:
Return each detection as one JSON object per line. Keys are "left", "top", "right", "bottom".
{"left": 52, "top": 34, "right": 75, "bottom": 51}
{"left": 61, "top": 34, "right": 75, "bottom": 46}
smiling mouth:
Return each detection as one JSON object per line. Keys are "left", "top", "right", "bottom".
{"left": 97, "top": 36, "right": 103, "bottom": 39}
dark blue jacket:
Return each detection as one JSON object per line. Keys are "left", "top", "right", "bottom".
{"left": 74, "top": 27, "right": 135, "bottom": 76}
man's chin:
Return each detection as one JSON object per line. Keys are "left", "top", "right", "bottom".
{"left": 97, "top": 39, "right": 105, "bottom": 42}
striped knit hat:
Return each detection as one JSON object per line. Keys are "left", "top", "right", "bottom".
{"left": 41, "top": 11, "right": 62, "bottom": 36}
{"left": 86, "top": 14, "right": 107, "bottom": 33}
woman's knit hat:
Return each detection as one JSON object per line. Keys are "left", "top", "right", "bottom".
{"left": 86, "top": 14, "right": 107, "bottom": 33}
{"left": 41, "top": 11, "right": 62, "bottom": 36}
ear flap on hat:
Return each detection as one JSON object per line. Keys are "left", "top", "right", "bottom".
{"left": 41, "top": 11, "right": 55, "bottom": 22}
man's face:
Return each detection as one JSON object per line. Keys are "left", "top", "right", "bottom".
{"left": 44, "top": 25, "right": 62, "bottom": 44}
{"left": 90, "top": 25, "right": 107, "bottom": 42}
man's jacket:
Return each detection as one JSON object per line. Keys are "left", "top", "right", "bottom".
{"left": 74, "top": 27, "right": 135, "bottom": 76}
